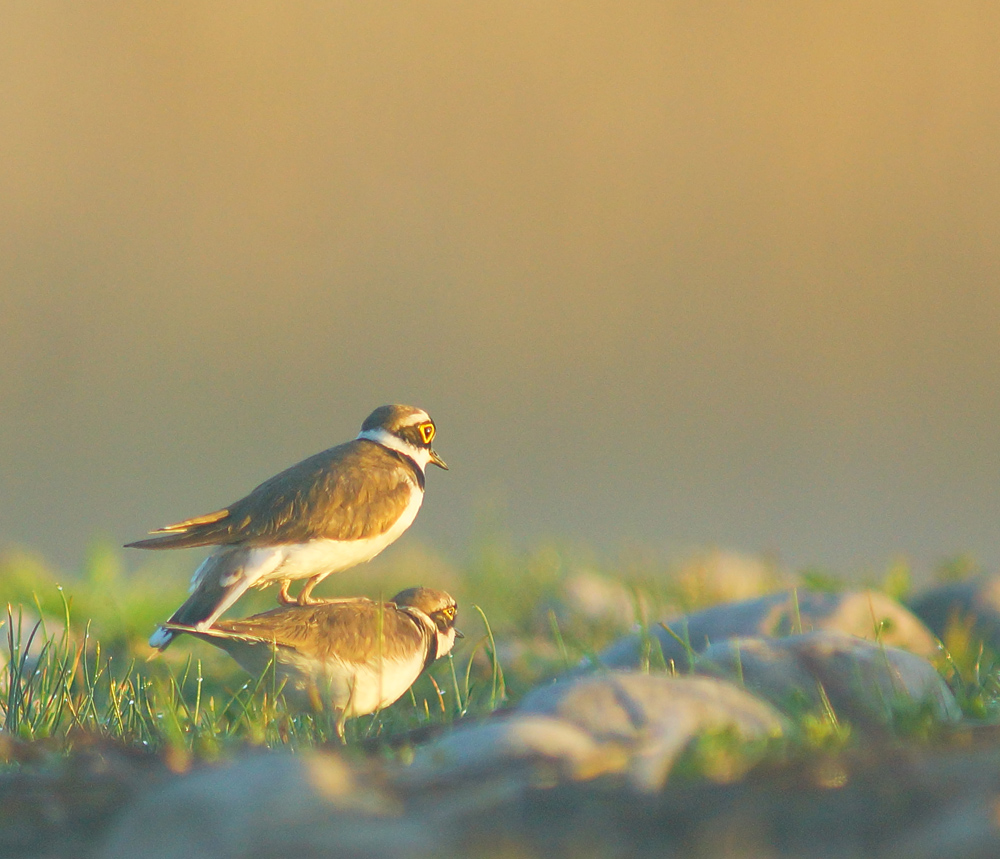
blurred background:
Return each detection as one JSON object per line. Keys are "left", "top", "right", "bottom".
{"left": 2, "top": 2, "right": 999, "bottom": 581}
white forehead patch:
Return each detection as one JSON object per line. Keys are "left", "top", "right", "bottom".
{"left": 399, "top": 410, "right": 431, "bottom": 427}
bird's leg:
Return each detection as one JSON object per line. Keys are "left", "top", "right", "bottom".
{"left": 277, "top": 579, "right": 297, "bottom": 605}
{"left": 292, "top": 575, "right": 356, "bottom": 606}
{"left": 307, "top": 683, "right": 324, "bottom": 715}
{"left": 297, "top": 575, "right": 324, "bottom": 605}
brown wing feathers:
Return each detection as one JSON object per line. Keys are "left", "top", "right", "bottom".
{"left": 126, "top": 440, "right": 420, "bottom": 550}
{"left": 210, "top": 601, "right": 429, "bottom": 664}
{"left": 124, "top": 508, "right": 235, "bottom": 549}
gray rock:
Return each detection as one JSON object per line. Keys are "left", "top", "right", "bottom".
{"left": 667, "top": 549, "right": 794, "bottom": 605}
{"left": 695, "top": 631, "right": 961, "bottom": 729}
{"left": 553, "top": 552, "right": 789, "bottom": 631}
{"left": 101, "top": 751, "right": 430, "bottom": 859}
{"left": 909, "top": 575, "right": 1000, "bottom": 652}
{"left": 558, "top": 568, "right": 652, "bottom": 629}
{"left": 520, "top": 672, "right": 784, "bottom": 741}
{"left": 525, "top": 673, "right": 786, "bottom": 790}
{"left": 405, "top": 714, "right": 624, "bottom": 787}
{"left": 592, "top": 589, "right": 939, "bottom": 671}
{"left": 410, "top": 673, "right": 785, "bottom": 793}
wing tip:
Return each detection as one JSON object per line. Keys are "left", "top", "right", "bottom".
{"left": 153, "top": 508, "right": 231, "bottom": 534}
{"left": 124, "top": 536, "right": 173, "bottom": 550}
{"left": 151, "top": 620, "right": 219, "bottom": 649}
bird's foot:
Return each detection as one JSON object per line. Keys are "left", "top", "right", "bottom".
{"left": 277, "top": 581, "right": 297, "bottom": 605}
{"left": 296, "top": 576, "right": 327, "bottom": 605}
{"left": 307, "top": 596, "right": 361, "bottom": 605}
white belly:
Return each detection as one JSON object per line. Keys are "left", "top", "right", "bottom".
{"left": 244, "top": 486, "right": 424, "bottom": 587}
{"left": 279, "top": 650, "right": 428, "bottom": 717}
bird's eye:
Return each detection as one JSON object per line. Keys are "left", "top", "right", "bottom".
{"left": 418, "top": 422, "right": 435, "bottom": 444}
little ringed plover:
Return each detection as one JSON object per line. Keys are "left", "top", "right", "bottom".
{"left": 128, "top": 404, "right": 447, "bottom": 650}
{"left": 164, "top": 587, "right": 460, "bottom": 738}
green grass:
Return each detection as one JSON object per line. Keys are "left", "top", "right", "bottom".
{"left": 0, "top": 595, "right": 510, "bottom": 764}
{"left": 0, "top": 541, "right": 519, "bottom": 762}
{"left": 0, "top": 542, "right": 996, "bottom": 773}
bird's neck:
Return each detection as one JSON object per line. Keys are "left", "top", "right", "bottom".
{"left": 436, "top": 628, "right": 458, "bottom": 659}
{"left": 356, "top": 427, "right": 431, "bottom": 473}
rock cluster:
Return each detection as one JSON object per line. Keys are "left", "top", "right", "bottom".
{"left": 590, "top": 588, "right": 940, "bottom": 671}
{"left": 92, "top": 584, "right": 986, "bottom": 859}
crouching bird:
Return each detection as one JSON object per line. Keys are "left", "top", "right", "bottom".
{"left": 163, "top": 587, "right": 460, "bottom": 739}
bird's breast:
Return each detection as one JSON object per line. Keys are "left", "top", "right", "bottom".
{"left": 256, "top": 486, "right": 424, "bottom": 582}
{"left": 280, "top": 649, "right": 428, "bottom": 716}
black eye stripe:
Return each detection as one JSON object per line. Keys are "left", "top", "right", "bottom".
{"left": 400, "top": 422, "right": 436, "bottom": 447}
{"left": 432, "top": 605, "right": 456, "bottom": 629}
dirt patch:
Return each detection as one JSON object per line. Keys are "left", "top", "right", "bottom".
{"left": 6, "top": 727, "right": 1000, "bottom": 858}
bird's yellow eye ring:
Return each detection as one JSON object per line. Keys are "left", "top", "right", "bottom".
{"left": 418, "top": 422, "right": 435, "bottom": 444}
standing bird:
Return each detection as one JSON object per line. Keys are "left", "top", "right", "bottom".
{"left": 128, "top": 405, "right": 447, "bottom": 650}
{"left": 163, "top": 587, "right": 460, "bottom": 739}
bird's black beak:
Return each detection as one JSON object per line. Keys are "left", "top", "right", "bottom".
{"left": 429, "top": 449, "right": 448, "bottom": 470}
